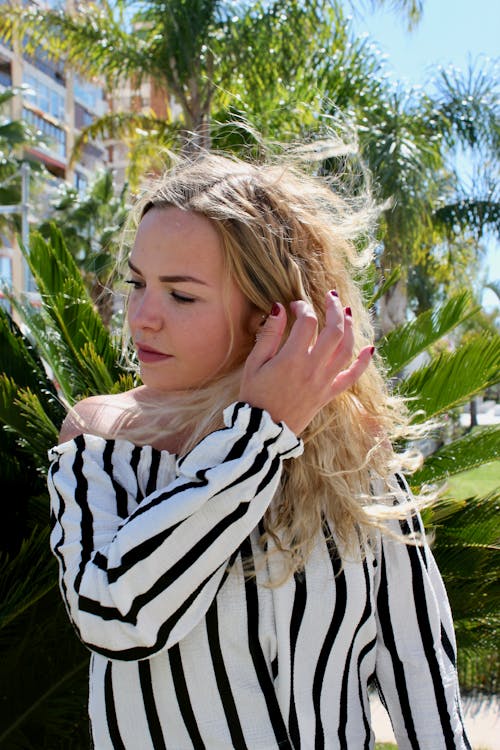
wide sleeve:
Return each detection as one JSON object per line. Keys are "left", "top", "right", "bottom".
{"left": 374, "top": 474, "right": 471, "bottom": 749}
{"left": 48, "top": 402, "right": 302, "bottom": 661}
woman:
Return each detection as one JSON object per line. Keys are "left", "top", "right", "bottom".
{"left": 48, "top": 153, "right": 469, "bottom": 749}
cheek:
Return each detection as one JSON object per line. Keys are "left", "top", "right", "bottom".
{"left": 197, "top": 311, "right": 239, "bottom": 358}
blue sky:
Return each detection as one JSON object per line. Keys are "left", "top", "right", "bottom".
{"left": 346, "top": 0, "right": 499, "bottom": 308}
{"left": 348, "top": 0, "right": 499, "bottom": 85}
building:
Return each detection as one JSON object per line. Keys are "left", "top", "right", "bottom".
{"left": 0, "top": 0, "right": 109, "bottom": 302}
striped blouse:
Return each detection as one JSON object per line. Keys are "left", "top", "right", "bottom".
{"left": 48, "top": 402, "right": 470, "bottom": 749}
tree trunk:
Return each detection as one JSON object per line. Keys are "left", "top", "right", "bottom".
{"left": 378, "top": 276, "right": 408, "bottom": 335}
{"left": 469, "top": 397, "right": 478, "bottom": 429}
{"left": 179, "top": 74, "right": 212, "bottom": 154}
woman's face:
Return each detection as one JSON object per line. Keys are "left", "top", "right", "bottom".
{"left": 127, "top": 206, "right": 262, "bottom": 392}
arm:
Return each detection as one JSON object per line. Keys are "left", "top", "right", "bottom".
{"left": 49, "top": 402, "right": 302, "bottom": 661}
{"left": 374, "top": 476, "right": 470, "bottom": 749}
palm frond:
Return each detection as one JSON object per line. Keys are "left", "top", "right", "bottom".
{"left": 0, "top": 313, "right": 42, "bottom": 389}
{"left": 0, "top": 4, "right": 149, "bottom": 83}
{"left": 0, "top": 309, "right": 64, "bottom": 460}
{"left": 0, "top": 382, "right": 58, "bottom": 493}
{"left": 411, "top": 427, "right": 500, "bottom": 488}
{"left": 424, "top": 492, "right": 500, "bottom": 694}
{"left": 365, "top": 265, "right": 402, "bottom": 309}
{"left": 379, "top": 290, "right": 478, "bottom": 376}
{"left": 71, "top": 112, "right": 181, "bottom": 166}
{"left": 13, "top": 227, "right": 124, "bottom": 403}
{"left": 7, "top": 294, "right": 86, "bottom": 402}
{"left": 434, "top": 198, "right": 500, "bottom": 237}
{"left": 14, "top": 389, "right": 61, "bottom": 461}
{"left": 398, "top": 333, "right": 500, "bottom": 422}
{"left": 0, "top": 527, "right": 56, "bottom": 630}
{"left": 425, "top": 493, "right": 500, "bottom": 551}
{"left": 0, "top": 589, "right": 89, "bottom": 750}
{"left": 434, "top": 60, "right": 500, "bottom": 153}
{"left": 361, "top": 0, "right": 423, "bottom": 29}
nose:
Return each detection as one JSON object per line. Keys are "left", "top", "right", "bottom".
{"left": 128, "top": 289, "right": 164, "bottom": 332}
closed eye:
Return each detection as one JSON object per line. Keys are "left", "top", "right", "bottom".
{"left": 124, "top": 279, "right": 143, "bottom": 289}
{"left": 124, "top": 279, "right": 195, "bottom": 303}
{"left": 171, "top": 291, "right": 195, "bottom": 303}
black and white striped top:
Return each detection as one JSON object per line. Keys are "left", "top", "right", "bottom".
{"left": 48, "top": 402, "right": 470, "bottom": 749}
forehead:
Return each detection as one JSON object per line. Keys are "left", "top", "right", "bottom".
{"left": 131, "top": 206, "right": 225, "bottom": 276}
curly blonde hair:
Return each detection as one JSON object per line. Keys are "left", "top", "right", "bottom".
{"left": 116, "top": 151, "right": 420, "bottom": 576}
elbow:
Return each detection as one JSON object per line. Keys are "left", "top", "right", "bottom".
{"left": 72, "top": 609, "right": 170, "bottom": 661}
{"left": 63, "top": 591, "right": 171, "bottom": 661}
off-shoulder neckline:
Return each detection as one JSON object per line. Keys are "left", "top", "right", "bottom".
{"left": 51, "top": 432, "right": 178, "bottom": 459}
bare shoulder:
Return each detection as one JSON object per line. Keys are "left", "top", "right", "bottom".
{"left": 58, "top": 390, "right": 140, "bottom": 443}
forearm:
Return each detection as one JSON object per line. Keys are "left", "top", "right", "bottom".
{"left": 49, "top": 402, "right": 302, "bottom": 659}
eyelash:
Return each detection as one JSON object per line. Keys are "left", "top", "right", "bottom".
{"left": 124, "top": 279, "right": 143, "bottom": 290}
{"left": 124, "top": 280, "right": 195, "bottom": 304}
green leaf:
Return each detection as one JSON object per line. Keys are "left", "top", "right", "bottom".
{"left": 424, "top": 492, "right": 500, "bottom": 692}
{"left": 398, "top": 333, "right": 500, "bottom": 422}
{"left": 13, "top": 227, "right": 123, "bottom": 403}
{"left": 0, "top": 527, "right": 56, "bottom": 630}
{"left": 379, "top": 290, "right": 478, "bottom": 376}
{"left": 0, "top": 589, "right": 89, "bottom": 749}
{"left": 0, "top": 380, "right": 60, "bottom": 471}
{"left": 411, "top": 427, "right": 500, "bottom": 488}
{"left": 365, "top": 265, "right": 402, "bottom": 309}
{"left": 0, "top": 308, "right": 60, "bottom": 416}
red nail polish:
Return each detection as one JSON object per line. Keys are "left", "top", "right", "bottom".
{"left": 270, "top": 302, "right": 280, "bottom": 317}
{"left": 369, "top": 345, "right": 375, "bottom": 355}
{"left": 345, "top": 306, "right": 352, "bottom": 317}
{"left": 329, "top": 289, "right": 339, "bottom": 297}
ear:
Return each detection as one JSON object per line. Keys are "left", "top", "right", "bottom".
{"left": 247, "top": 305, "right": 268, "bottom": 336}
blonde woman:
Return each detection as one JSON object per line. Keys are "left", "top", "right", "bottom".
{"left": 48, "top": 154, "right": 469, "bottom": 749}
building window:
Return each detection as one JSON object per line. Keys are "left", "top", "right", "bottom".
{"left": 23, "top": 107, "right": 66, "bottom": 159}
{"left": 23, "top": 72, "right": 65, "bottom": 121}
{"left": 74, "top": 76, "right": 103, "bottom": 112}
{"left": 74, "top": 171, "right": 88, "bottom": 193}
{"left": 25, "top": 40, "right": 65, "bottom": 84}
{"left": 75, "top": 102, "right": 94, "bottom": 129}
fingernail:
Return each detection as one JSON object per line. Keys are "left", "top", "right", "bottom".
{"left": 369, "top": 345, "right": 375, "bottom": 355}
{"left": 329, "top": 289, "right": 338, "bottom": 297}
{"left": 345, "top": 306, "right": 352, "bottom": 317}
{"left": 270, "top": 302, "right": 280, "bottom": 317}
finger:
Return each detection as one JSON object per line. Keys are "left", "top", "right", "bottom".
{"left": 329, "top": 345, "right": 374, "bottom": 399}
{"left": 248, "top": 302, "right": 287, "bottom": 366}
{"left": 325, "top": 307, "right": 355, "bottom": 371}
{"left": 285, "top": 299, "right": 318, "bottom": 351}
{"left": 312, "top": 291, "right": 346, "bottom": 363}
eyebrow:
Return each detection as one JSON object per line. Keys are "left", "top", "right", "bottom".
{"left": 127, "top": 260, "right": 209, "bottom": 286}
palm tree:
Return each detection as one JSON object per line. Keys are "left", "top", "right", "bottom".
{"left": 3, "top": 1, "right": 497, "bottom": 323}
{"left": 0, "top": 1, "right": 333, "bottom": 156}
{"left": 320, "top": 58, "right": 500, "bottom": 331}
{"left": 0, "top": 229, "right": 134, "bottom": 748}
{"left": 374, "top": 285, "right": 500, "bottom": 696}
{"left": 0, "top": 1, "right": 426, "bottom": 165}
{"left": 345, "top": 0, "right": 424, "bottom": 30}
{"left": 0, "top": 230, "right": 498, "bottom": 744}
{"left": 37, "top": 169, "right": 129, "bottom": 326}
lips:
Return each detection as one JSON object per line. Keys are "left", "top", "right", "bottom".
{"left": 136, "top": 343, "right": 172, "bottom": 363}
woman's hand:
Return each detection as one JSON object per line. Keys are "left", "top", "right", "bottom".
{"left": 238, "top": 292, "right": 374, "bottom": 435}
